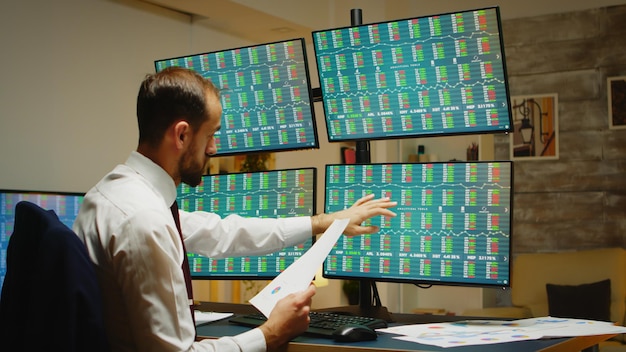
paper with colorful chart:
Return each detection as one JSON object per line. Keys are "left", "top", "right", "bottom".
{"left": 378, "top": 317, "right": 626, "bottom": 348}
{"left": 249, "top": 218, "right": 349, "bottom": 317}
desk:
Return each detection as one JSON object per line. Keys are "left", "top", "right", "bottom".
{"left": 196, "top": 302, "right": 615, "bottom": 352}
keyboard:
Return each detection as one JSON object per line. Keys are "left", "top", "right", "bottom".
{"left": 229, "top": 311, "right": 388, "bottom": 338}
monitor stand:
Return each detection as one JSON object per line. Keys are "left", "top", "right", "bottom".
{"left": 316, "top": 279, "right": 394, "bottom": 322}
{"left": 317, "top": 8, "right": 392, "bottom": 325}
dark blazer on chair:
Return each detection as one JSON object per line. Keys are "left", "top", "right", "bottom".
{"left": 0, "top": 201, "right": 108, "bottom": 351}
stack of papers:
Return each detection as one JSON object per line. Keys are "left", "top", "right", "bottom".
{"left": 378, "top": 317, "right": 626, "bottom": 348}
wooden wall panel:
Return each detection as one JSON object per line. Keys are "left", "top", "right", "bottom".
{"left": 502, "top": 10, "right": 603, "bottom": 45}
{"left": 499, "top": 5, "right": 626, "bottom": 254}
{"left": 558, "top": 130, "right": 604, "bottom": 161}
{"left": 604, "top": 130, "right": 626, "bottom": 160}
{"left": 558, "top": 100, "right": 606, "bottom": 131}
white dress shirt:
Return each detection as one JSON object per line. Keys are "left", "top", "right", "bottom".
{"left": 74, "top": 151, "right": 312, "bottom": 352}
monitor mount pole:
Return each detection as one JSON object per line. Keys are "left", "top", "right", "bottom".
{"left": 352, "top": 8, "right": 371, "bottom": 166}
{"left": 351, "top": 8, "right": 391, "bottom": 322}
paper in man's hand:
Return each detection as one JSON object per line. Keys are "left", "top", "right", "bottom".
{"left": 249, "top": 218, "right": 349, "bottom": 317}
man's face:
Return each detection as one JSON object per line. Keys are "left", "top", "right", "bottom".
{"left": 179, "top": 92, "right": 221, "bottom": 187}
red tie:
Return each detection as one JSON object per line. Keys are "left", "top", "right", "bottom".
{"left": 170, "top": 201, "right": 195, "bottom": 327}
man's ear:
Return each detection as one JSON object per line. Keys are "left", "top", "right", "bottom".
{"left": 172, "top": 120, "right": 191, "bottom": 149}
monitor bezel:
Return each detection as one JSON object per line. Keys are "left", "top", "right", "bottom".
{"left": 0, "top": 189, "right": 85, "bottom": 198}
{"left": 0, "top": 189, "right": 86, "bottom": 289}
{"left": 311, "top": 6, "right": 514, "bottom": 143}
{"left": 0, "top": 188, "right": 85, "bottom": 221}
{"left": 180, "top": 167, "right": 318, "bottom": 280}
{"left": 154, "top": 38, "right": 320, "bottom": 157}
{"left": 322, "top": 160, "right": 513, "bottom": 289}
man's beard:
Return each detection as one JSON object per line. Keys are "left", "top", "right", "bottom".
{"left": 179, "top": 147, "right": 207, "bottom": 187}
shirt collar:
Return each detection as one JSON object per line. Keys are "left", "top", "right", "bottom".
{"left": 125, "top": 151, "right": 178, "bottom": 207}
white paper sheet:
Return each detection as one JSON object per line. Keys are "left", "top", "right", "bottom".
{"left": 194, "top": 310, "right": 234, "bottom": 326}
{"left": 249, "top": 218, "right": 349, "bottom": 317}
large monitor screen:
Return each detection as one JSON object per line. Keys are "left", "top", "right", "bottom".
{"left": 177, "top": 168, "right": 316, "bottom": 279}
{"left": 323, "top": 161, "right": 512, "bottom": 288}
{"left": 0, "top": 190, "right": 84, "bottom": 290}
{"left": 155, "top": 38, "right": 319, "bottom": 156}
{"left": 312, "top": 7, "right": 512, "bottom": 142}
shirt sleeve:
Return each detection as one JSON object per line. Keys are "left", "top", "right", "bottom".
{"left": 192, "top": 328, "right": 266, "bottom": 352}
{"left": 178, "top": 211, "right": 313, "bottom": 259}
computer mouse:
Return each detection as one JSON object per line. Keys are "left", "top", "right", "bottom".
{"left": 331, "top": 324, "right": 378, "bottom": 342}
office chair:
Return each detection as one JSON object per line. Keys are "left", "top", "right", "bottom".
{"left": 0, "top": 201, "right": 109, "bottom": 351}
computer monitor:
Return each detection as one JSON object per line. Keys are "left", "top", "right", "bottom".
{"left": 323, "top": 161, "right": 512, "bottom": 288}
{"left": 177, "top": 168, "right": 317, "bottom": 279}
{"left": 155, "top": 38, "right": 319, "bottom": 156}
{"left": 312, "top": 7, "right": 513, "bottom": 143}
{"left": 0, "top": 190, "right": 84, "bottom": 290}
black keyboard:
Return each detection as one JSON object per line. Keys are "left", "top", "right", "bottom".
{"left": 229, "top": 311, "right": 388, "bottom": 338}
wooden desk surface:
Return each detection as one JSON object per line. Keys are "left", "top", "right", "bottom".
{"left": 195, "top": 302, "right": 616, "bottom": 352}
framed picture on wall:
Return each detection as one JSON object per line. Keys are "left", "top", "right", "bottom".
{"left": 608, "top": 76, "right": 626, "bottom": 130}
{"left": 509, "top": 94, "right": 559, "bottom": 161}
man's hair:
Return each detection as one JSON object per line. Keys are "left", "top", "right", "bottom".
{"left": 136, "top": 67, "right": 220, "bottom": 147}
